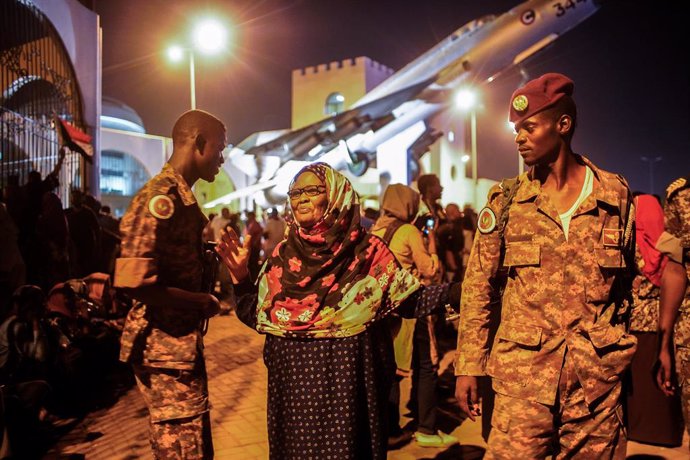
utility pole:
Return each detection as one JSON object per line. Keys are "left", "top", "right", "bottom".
{"left": 640, "top": 156, "right": 662, "bottom": 195}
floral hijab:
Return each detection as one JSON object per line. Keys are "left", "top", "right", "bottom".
{"left": 255, "top": 163, "right": 420, "bottom": 338}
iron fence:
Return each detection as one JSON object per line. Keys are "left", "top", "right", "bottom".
{"left": 1, "top": 0, "right": 87, "bottom": 199}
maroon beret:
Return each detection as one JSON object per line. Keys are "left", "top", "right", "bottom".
{"left": 509, "top": 73, "right": 575, "bottom": 125}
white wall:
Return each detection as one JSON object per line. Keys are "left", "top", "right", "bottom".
{"left": 100, "top": 128, "right": 168, "bottom": 178}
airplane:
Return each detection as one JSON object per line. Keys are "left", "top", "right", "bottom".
{"left": 206, "top": 0, "right": 602, "bottom": 208}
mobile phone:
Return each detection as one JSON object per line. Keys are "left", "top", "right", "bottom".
{"left": 423, "top": 217, "right": 435, "bottom": 235}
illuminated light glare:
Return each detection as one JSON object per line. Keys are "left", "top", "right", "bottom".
{"left": 461, "top": 154, "right": 470, "bottom": 163}
{"left": 448, "top": 131, "right": 455, "bottom": 142}
{"left": 100, "top": 115, "right": 145, "bottom": 134}
{"left": 167, "top": 45, "right": 184, "bottom": 62}
{"left": 455, "top": 89, "right": 477, "bottom": 110}
{"left": 308, "top": 145, "right": 322, "bottom": 157}
{"left": 193, "top": 19, "right": 227, "bottom": 55}
{"left": 507, "top": 121, "right": 516, "bottom": 133}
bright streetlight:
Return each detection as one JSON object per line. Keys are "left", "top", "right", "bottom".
{"left": 455, "top": 89, "right": 477, "bottom": 111}
{"left": 193, "top": 19, "right": 228, "bottom": 54}
{"left": 167, "top": 18, "right": 230, "bottom": 109}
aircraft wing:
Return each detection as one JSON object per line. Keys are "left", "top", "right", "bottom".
{"left": 243, "top": 75, "right": 437, "bottom": 163}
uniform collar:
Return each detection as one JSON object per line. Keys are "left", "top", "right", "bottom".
{"left": 579, "top": 155, "right": 620, "bottom": 209}
{"left": 162, "top": 163, "right": 197, "bottom": 206}
{"left": 514, "top": 154, "right": 619, "bottom": 210}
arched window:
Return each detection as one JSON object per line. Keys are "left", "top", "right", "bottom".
{"left": 324, "top": 92, "right": 345, "bottom": 116}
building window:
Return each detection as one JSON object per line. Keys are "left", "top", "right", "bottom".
{"left": 324, "top": 92, "right": 345, "bottom": 116}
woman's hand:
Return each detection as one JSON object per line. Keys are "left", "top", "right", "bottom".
{"left": 216, "top": 228, "right": 252, "bottom": 283}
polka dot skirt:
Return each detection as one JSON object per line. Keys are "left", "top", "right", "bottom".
{"left": 263, "top": 322, "right": 396, "bottom": 460}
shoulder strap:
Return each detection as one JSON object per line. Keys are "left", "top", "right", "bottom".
{"left": 380, "top": 219, "right": 407, "bottom": 246}
{"left": 497, "top": 177, "right": 522, "bottom": 270}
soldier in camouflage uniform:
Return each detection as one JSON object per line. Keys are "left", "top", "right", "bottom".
{"left": 455, "top": 73, "right": 636, "bottom": 458}
{"left": 114, "top": 110, "right": 226, "bottom": 459}
{"left": 656, "top": 175, "right": 690, "bottom": 448}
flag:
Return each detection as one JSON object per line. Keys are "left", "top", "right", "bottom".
{"left": 54, "top": 115, "right": 93, "bottom": 162}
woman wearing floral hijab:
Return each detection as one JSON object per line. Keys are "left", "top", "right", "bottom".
{"left": 217, "top": 163, "right": 458, "bottom": 459}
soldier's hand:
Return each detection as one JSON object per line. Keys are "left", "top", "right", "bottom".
{"left": 202, "top": 294, "right": 221, "bottom": 319}
{"left": 656, "top": 347, "right": 676, "bottom": 396}
{"left": 455, "top": 375, "right": 481, "bottom": 421}
{"left": 216, "top": 228, "right": 251, "bottom": 283}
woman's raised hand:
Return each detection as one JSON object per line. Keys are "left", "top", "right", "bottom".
{"left": 216, "top": 228, "right": 252, "bottom": 283}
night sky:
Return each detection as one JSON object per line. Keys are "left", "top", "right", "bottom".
{"left": 95, "top": 0, "right": 690, "bottom": 196}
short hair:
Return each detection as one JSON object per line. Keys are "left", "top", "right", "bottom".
{"left": 417, "top": 174, "right": 439, "bottom": 196}
{"left": 542, "top": 96, "right": 577, "bottom": 140}
{"left": 172, "top": 110, "right": 225, "bottom": 147}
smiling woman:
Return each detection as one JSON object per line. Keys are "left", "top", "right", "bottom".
{"left": 288, "top": 171, "right": 327, "bottom": 228}
{"left": 216, "top": 162, "right": 461, "bottom": 459}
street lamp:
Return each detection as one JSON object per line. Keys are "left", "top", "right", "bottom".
{"left": 167, "top": 19, "right": 229, "bottom": 110}
{"left": 640, "top": 156, "right": 662, "bottom": 195}
{"left": 455, "top": 88, "right": 479, "bottom": 205}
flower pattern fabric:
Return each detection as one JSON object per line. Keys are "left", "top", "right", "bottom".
{"left": 254, "top": 162, "right": 420, "bottom": 338}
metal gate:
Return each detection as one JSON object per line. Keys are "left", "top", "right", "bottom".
{"left": 1, "top": 0, "right": 87, "bottom": 199}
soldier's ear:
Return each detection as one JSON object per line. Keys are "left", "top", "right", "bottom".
{"left": 557, "top": 114, "right": 572, "bottom": 136}
{"left": 195, "top": 135, "right": 206, "bottom": 153}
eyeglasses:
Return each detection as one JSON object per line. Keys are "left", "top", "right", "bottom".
{"left": 287, "top": 185, "right": 326, "bottom": 200}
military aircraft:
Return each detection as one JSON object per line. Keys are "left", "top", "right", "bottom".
{"left": 207, "top": 0, "right": 602, "bottom": 207}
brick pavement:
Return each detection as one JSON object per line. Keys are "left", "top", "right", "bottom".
{"left": 46, "top": 314, "right": 687, "bottom": 459}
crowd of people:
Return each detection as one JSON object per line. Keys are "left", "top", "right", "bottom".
{"left": 1, "top": 71, "right": 689, "bottom": 459}
{"left": 0, "top": 154, "right": 135, "bottom": 456}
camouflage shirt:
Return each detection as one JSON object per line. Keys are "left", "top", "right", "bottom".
{"left": 455, "top": 156, "right": 636, "bottom": 406}
{"left": 657, "top": 176, "right": 690, "bottom": 347}
{"left": 630, "top": 245, "right": 660, "bottom": 333}
{"left": 115, "top": 164, "right": 208, "bottom": 370}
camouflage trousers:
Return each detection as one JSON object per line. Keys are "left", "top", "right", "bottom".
{"left": 486, "top": 356, "right": 626, "bottom": 459}
{"left": 134, "top": 363, "right": 213, "bottom": 460}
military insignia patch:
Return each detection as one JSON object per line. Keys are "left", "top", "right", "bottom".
{"left": 149, "top": 195, "right": 174, "bottom": 219}
{"left": 512, "top": 94, "right": 528, "bottom": 112}
{"left": 602, "top": 228, "right": 622, "bottom": 247}
{"left": 477, "top": 207, "right": 497, "bottom": 234}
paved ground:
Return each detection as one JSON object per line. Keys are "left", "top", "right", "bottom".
{"left": 46, "top": 314, "right": 688, "bottom": 459}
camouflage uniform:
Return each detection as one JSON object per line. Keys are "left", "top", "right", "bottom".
{"left": 455, "top": 156, "right": 635, "bottom": 458}
{"left": 656, "top": 176, "right": 690, "bottom": 440}
{"left": 630, "top": 245, "right": 659, "bottom": 333}
{"left": 115, "top": 164, "right": 212, "bottom": 459}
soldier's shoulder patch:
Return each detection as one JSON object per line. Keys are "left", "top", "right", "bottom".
{"left": 477, "top": 207, "right": 497, "bottom": 234}
{"left": 666, "top": 177, "right": 689, "bottom": 201}
{"left": 148, "top": 194, "right": 175, "bottom": 219}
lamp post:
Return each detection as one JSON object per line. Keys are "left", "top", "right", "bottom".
{"left": 455, "top": 88, "right": 479, "bottom": 205}
{"left": 640, "top": 155, "right": 662, "bottom": 195}
{"left": 167, "top": 19, "right": 228, "bottom": 110}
